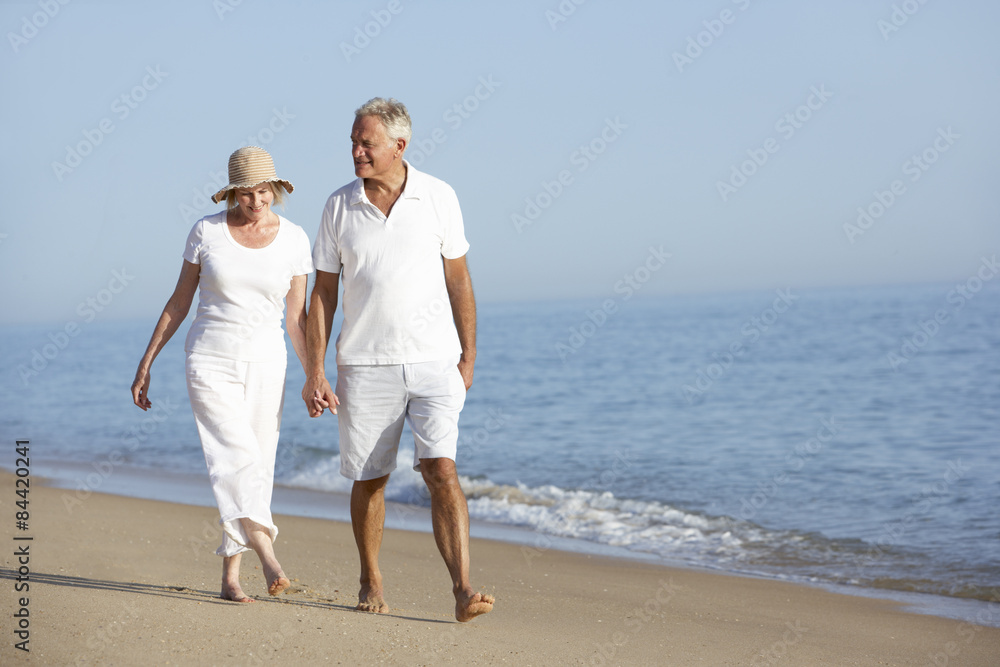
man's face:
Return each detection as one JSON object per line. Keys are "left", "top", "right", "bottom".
{"left": 351, "top": 115, "right": 400, "bottom": 179}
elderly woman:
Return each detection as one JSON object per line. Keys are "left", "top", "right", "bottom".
{"left": 131, "top": 146, "right": 321, "bottom": 602}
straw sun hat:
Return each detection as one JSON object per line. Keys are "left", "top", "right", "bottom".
{"left": 211, "top": 146, "right": 294, "bottom": 204}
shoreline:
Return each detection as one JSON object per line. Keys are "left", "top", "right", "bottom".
{"left": 17, "top": 460, "right": 1000, "bottom": 625}
{"left": 2, "top": 470, "right": 1000, "bottom": 664}
{"left": 14, "top": 460, "right": 1000, "bottom": 628}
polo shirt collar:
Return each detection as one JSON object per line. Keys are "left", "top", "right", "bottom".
{"left": 399, "top": 160, "right": 424, "bottom": 200}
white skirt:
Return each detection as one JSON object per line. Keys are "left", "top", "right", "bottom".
{"left": 185, "top": 351, "right": 286, "bottom": 557}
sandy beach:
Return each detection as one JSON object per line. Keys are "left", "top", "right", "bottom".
{"left": 1, "top": 471, "right": 998, "bottom": 666}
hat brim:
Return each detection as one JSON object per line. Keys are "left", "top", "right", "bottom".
{"left": 211, "top": 179, "right": 294, "bottom": 204}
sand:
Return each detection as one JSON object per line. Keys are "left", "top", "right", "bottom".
{"left": 1, "top": 471, "right": 998, "bottom": 666}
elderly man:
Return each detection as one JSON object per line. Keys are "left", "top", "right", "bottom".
{"left": 303, "top": 97, "right": 494, "bottom": 622}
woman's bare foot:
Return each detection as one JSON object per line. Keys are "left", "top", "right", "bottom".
{"left": 221, "top": 582, "right": 255, "bottom": 603}
{"left": 356, "top": 581, "right": 389, "bottom": 613}
{"left": 455, "top": 590, "right": 494, "bottom": 622}
{"left": 237, "top": 518, "right": 289, "bottom": 596}
{"left": 267, "top": 570, "right": 291, "bottom": 596}
{"left": 221, "top": 554, "right": 254, "bottom": 602}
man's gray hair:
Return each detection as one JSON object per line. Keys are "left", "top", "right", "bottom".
{"left": 355, "top": 97, "right": 412, "bottom": 144}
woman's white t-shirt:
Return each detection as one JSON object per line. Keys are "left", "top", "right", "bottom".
{"left": 183, "top": 211, "right": 314, "bottom": 362}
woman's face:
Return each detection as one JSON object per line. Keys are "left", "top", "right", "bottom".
{"left": 234, "top": 183, "right": 274, "bottom": 221}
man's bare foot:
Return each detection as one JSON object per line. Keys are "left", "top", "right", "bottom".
{"left": 455, "top": 590, "right": 495, "bottom": 622}
{"left": 356, "top": 582, "right": 389, "bottom": 614}
{"left": 268, "top": 573, "right": 291, "bottom": 597}
{"left": 221, "top": 582, "right": 255, "bottom": 603}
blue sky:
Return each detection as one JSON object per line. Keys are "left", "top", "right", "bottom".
{"left": 2, "top": 0, "right": 998, "bottom": 324}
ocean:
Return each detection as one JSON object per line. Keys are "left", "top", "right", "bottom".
{"left": 2, "top": 279, "right": 998, "bottom": 623}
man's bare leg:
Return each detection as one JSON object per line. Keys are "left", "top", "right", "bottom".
{"left": 238, "top": 517, "right": 290, "bottom": 596}
{"left": 351, "top": 475, "right": 390, "bottom": 613}
{"left": 220, "top": 552, "right": 254, "bottom": 603}
{"left": 420, "top": 458, "right": 494, "bottom": 622}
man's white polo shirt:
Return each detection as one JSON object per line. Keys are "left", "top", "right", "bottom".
{"left": 313, "top": 161, "right": 470, "bottom": 366}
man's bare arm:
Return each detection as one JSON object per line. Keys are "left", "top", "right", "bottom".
{"left": 444, "top": 255, "right": 476, "bottom": 390}
{"left": 302, "top": 270, "right": 341, "bottom": 416}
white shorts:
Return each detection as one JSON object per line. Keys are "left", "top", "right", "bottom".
{"left": 185, "top": 351, "right": 286, "bottom": 557}
{"left": 336, "top": 357, "right": 466, "bottom": 481}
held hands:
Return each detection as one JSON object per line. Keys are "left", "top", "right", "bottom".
{"left": 131, "top": 367, "right": 152, "bottom": 411}
{"left": 302, "top": 377, "right": 339, "bottom": 417}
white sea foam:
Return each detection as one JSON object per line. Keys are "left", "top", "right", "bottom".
{"left": 285, "top": 447, "right": 754, "bottom": 567}
{"left": 460, "top": 477, "right": 751, "bottom": 564}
